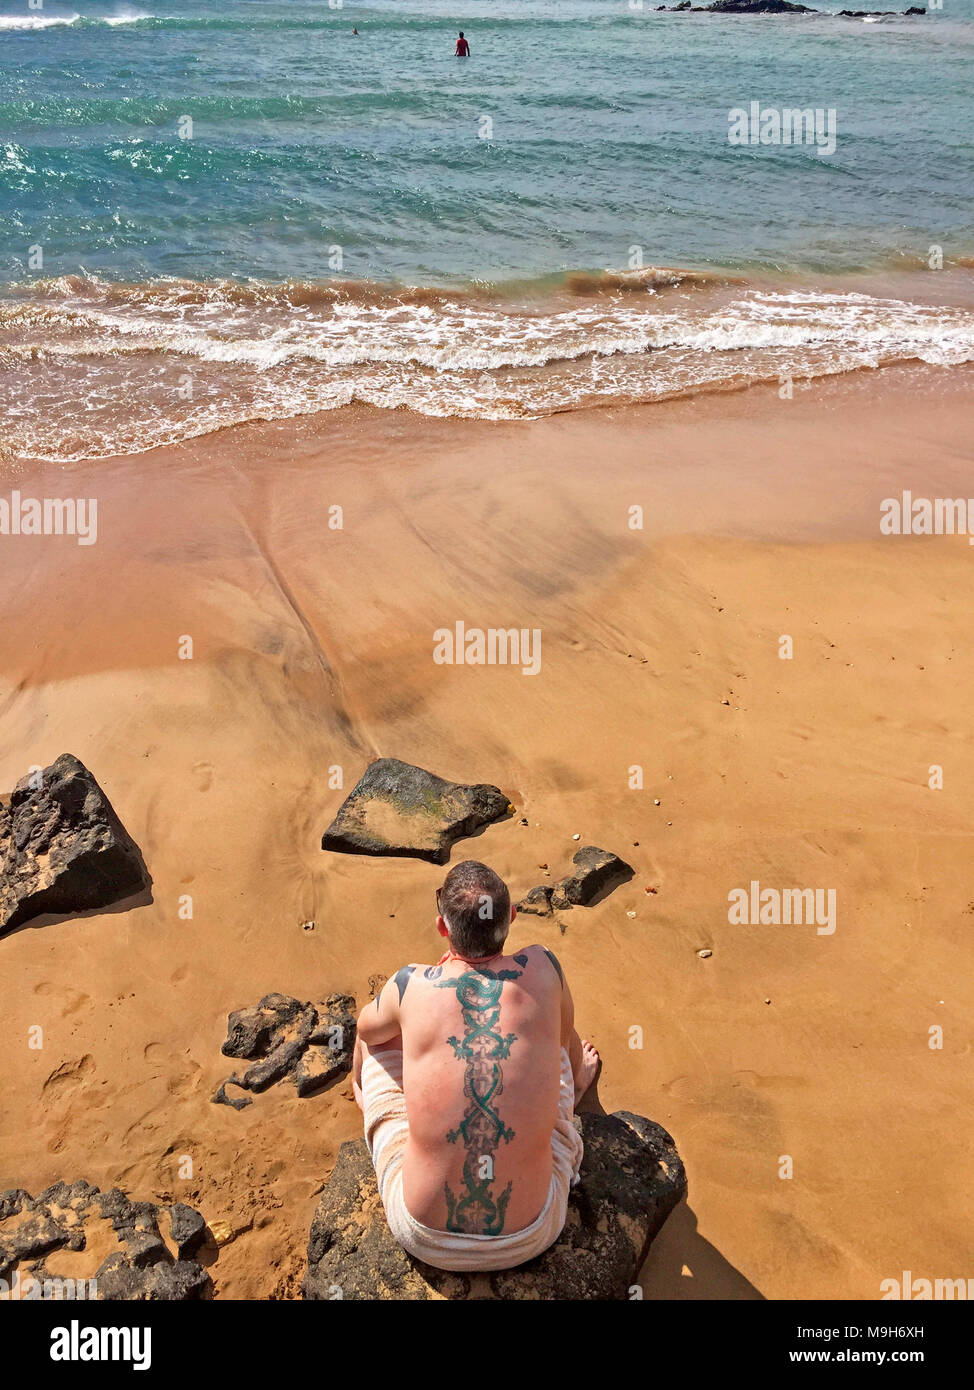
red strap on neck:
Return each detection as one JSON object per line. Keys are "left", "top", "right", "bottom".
{"left": 437, "top": 948, "right": 502, "bottom": 966}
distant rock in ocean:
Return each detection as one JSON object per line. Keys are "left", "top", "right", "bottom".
{"left": 321, "top": 757, "right": 512, "bottom": 865}
{"left": 656, "top": 0, "right": 923, "bottom": 11}
{"left": 517, "top": 846, "right": 634, "bottom": 917}
{"left": 212, "top": 992, "right": 356, "bottom": 1109}
{"left": 0, "top": 1182, "right": 210, "bottom": 1300}
{"left": 701, "top": 1, "right": 815, "bottom": 10}
{"left": 0, "top": 754, "right": 149, "bottom": 936}
{"left": 303, "top": 1110, "right": 686, "bottom": 1300}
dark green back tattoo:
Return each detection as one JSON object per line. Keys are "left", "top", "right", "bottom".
{"left": 435, "top": 952, "right": 529, "bottom": 1235}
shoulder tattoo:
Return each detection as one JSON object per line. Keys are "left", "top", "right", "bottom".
{"left": 393, "top": 965, "right": 416, "bottom": 1002}
{"left": 542, "top": 947, "right": 564, "bottom": 986}
{"left": 376, "top": 964, "right": 416, "bottom": 1009}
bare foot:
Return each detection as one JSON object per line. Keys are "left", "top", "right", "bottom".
{"left": 573, "top": 1039, "right": 601, "bottom": 1108}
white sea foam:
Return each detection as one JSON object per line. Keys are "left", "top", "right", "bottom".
{"left": 102, "top": 9, "right": 153, "bottom": 24}
{"left": 2, "top": 280, "right": 972, "bottom": 460}
{"left": 38, "top": 289, "right": 973, "bottom": 371}
{"left": 0, "top": 9, "right": 152, "bottom": 28}
{"left": 0, "top": 13, "right": 81, "bottom": 29}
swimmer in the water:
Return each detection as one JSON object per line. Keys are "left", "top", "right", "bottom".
{"left": 455, "top": 31, "right": 470, "bottom": 57}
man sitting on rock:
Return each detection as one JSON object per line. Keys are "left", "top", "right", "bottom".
{"left": 352, "top": 859, "right": 601, "bottom": 1270}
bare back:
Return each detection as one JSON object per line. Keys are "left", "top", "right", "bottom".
{"left": 397, "top": 944, "right": 563, "bottom": 1235}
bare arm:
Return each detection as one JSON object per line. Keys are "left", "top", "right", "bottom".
{"left": 356, "top": 965, "right": 414, "bottom": 1049}
{"left": 541, "top": 947, "right": 584, "bottom": 1081}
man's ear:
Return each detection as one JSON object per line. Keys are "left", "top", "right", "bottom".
{"left": 436, "top": 916, "right": 450, "bottom": 939}
{"left": 509, "top": 904, "right": 517, "bottom": 924}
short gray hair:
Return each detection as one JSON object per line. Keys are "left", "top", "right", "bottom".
{"left": 439, "top": 860, "right": 510, "bottom": 957}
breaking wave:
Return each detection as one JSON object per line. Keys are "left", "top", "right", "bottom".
{"left": 2, "top": 268, "right": 973, "bottom": 461}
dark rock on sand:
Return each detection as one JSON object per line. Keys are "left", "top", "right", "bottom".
{"left": 0, "top": 754, "right": 149, "bottom": 936}
{"left": 241, "top": 1003, "right": 317, "bottom": 1093}
{"left": 558, "top": 845, "right": 633, "bottom": 911}
{"left": 168, "top": 1203, "right": 207, "bottom": 1261}
{"left": 516, "top": 884, "right": 555, "bottom": 916}
{"left": 556, "top": 845, "right": 634, "bottom": 905}
{"left": 93, "top": 1252, "right": 210, "bottom": 1301}
{"left": 519, "top": 846, "right": 633, "bottom": 917}
{"left": 212, "top": 1077, "right": 253, "bottom": 1110}
{"left": 0, "top": 1180, "right": 210, "bottom": 1299}
{"left": 212, "top": 992, "right": 355, "bottom": 1107}
{"left": 321, "top": 757, "right": 511, "bottom": 865}
{"left": 303, "top": 1110, "right": 686, "bottom": 1300}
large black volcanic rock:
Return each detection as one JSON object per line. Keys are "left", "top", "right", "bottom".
{"left": 321, "top": 758, "right": 512, "bottom": 865}
{"left": 0, "top": 754, "right": 149, "bottom": 936}
{"left": 303, "top": 1110, "right": 686, "bottom": 1300}
{"left": 0, "top": 1181, "right": 210, "bottom": 1300}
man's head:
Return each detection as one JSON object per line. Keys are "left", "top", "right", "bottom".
{"left": 459, "top": 30, "right": 464, "bottom": 37}
{"left": 436, "top": 860, "right": 514, "bottom": 958}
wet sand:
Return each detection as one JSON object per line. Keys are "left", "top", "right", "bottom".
{"left": 1, "top": 361, "right": 972, "bottom": 1298}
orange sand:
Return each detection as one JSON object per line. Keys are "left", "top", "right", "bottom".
{"left": 1, "top": 361, "right": 972, "bottom": 1298}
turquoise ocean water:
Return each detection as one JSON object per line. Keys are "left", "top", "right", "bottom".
{"left": 1, "top": 0, "right": 972, "bottom": 456}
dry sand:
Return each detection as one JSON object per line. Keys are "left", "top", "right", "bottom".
{"left": 1, "top": 361, "right": 972, "bottom": 1299}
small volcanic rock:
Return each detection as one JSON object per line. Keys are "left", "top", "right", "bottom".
{"left": 556, "top": 846, "right": 635, "bottom": 907}
{"left": 518, "top": 846, "right": 633, "bottom": 916}
{"left": 212, "top": 992, "right": 356, "bottom": 1107}
{"left": 516, "top": 885, "right": 555, "bottom": 916}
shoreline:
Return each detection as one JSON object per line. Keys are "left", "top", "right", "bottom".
{"left": 1, "top": 363, "right": 972, "bottom": 1297}
{"left": 3, "top": 265, "right": 973, "bottom": 465}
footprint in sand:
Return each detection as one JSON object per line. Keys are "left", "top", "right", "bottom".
{"left": 729, "top": 1070, "right": 807, "bottom": 1092}
{"left": 167, "top": 1061, "right": 202, "bottom": 1096}
{"left": 192, "top": 762, "right": 214, "bottom": 793}
{"left": 144, "top": 1042, "right": 202, "bottom": 1096}
{"left": 664, "top": 1070, "right": 805, "bottom": 1104}
{"left": 42, "top": 1054, "right": 95, "bottom": 1098}
{"left": 33, "top": 983, "right": 91, "bottom": 1018}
